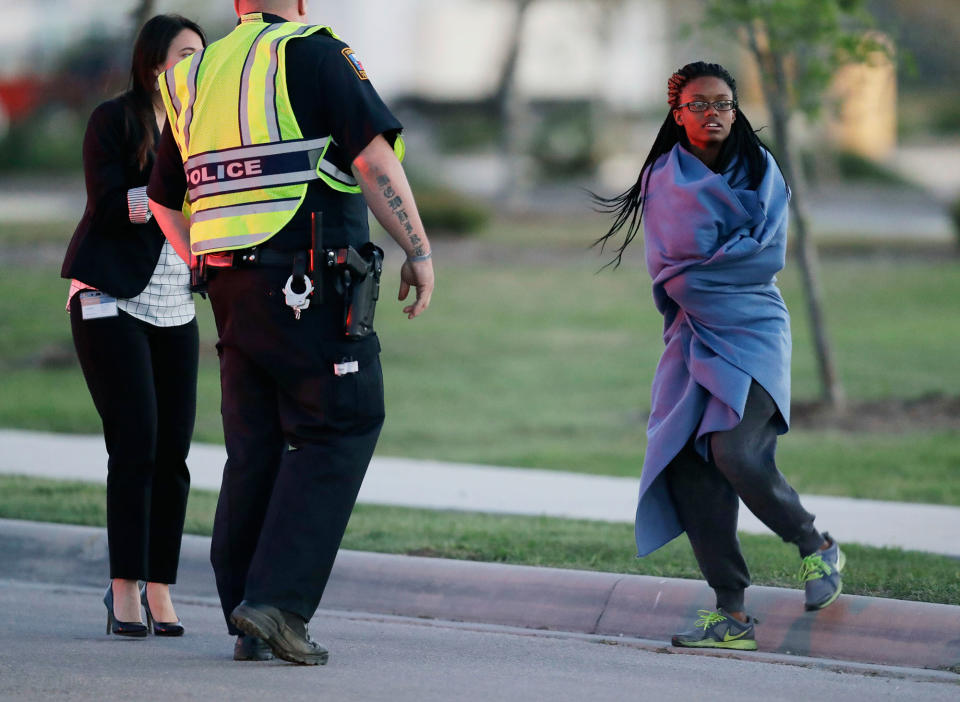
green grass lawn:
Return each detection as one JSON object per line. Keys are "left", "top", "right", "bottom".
{"left": 2, "top": 218, "right": 959, "bottom": 505}
{"left": 0, "top": 220, "right": 77, "bottom": 247}
{"left": 1, "top": 475, "right": 956, "bottom": 606}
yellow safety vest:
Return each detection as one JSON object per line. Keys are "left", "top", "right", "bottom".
{"left": 158, "top": 13, "right": 401, "bottom": 255}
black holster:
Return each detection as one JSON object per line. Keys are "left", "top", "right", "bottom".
{"left": 190, "top": 255, "right": 209, "bottom": 297}
{"left": 325, "top": 243, "right": 383, "bottom": 338}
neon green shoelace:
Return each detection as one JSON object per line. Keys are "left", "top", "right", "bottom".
{"left": 694, "top": 610, "right": 726, "bottom": 630}
{"left": 799, "top": 554, "right": 832, "bottom": 583}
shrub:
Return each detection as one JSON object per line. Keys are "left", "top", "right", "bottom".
{"left": 950, "top": 195, "right": 960, "bottom": 248}
{"left": 432, "top": 111, "right": 499, "bottom": 154}
{"left": 835, "top": 150, "right": 912, "bottom": 186}
{"left": 412, "top": 185, "right": 490, "bottom": 236}
{"left": 0, "top": 106, "right": 85, "bottom": 173}
{"left": 529, "top": 103, "right": 596, "bottom": 179}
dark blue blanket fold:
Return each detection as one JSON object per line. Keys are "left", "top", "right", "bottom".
{"left": 635, "top": 144, "right": 792, "bottom": 556}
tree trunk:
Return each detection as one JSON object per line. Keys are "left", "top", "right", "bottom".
{"left": 747, "top": 27, "right": 845, "bottom": 409}
{"left": 495, "top": 0, "right": 535, "bottom": 208}
{"left": 492, "top": 0, "right": 534, "bottom": 117}
{"left": 131, "top": 0, "right": 156, "bottom": 41}
{"left": 769, "top": 103, "right": 846, "bottom": 409}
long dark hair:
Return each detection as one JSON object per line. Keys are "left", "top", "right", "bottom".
{"left": 123, "top": 14, "right": 206, "bottom": 169}
{"left": 593, "top": 61, "right": 774, "bottom": 267}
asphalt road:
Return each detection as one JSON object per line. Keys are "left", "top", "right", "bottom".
{"left": 0, "top": 581, "right": 955, "bottom": 702}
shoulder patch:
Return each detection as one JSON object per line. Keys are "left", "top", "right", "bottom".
{"left": 341, "top": 48, "right": 368, "bottom": 81}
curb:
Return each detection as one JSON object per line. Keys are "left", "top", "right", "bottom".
{"left": 2, "top": 518, "right": 958, "bottom": 674}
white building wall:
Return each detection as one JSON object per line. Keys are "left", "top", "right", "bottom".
{"left": 336, "top": 0, "right": 671, "bottom": 107}
{"left": 385, "top": 0, "right": 514, "bottom": 99}
{"left": 517, "top": 0, "right": 670, "bottom": 107}
{"left": 0, "top": 0, "right": 670, "bottom": 108}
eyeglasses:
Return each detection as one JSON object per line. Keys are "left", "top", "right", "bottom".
{"left": 676, "top": 100, "right": 737, "bottom": 112}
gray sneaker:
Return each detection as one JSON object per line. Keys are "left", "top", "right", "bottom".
{"left": 801, "top": 532, "right": 845, "bottom": 611}
{"left": 671, "top": 609, "right": 758, "bottom": 650}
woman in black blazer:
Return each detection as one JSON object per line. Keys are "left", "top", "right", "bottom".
{"left": 61, "top": 14, "right": 205, "bottom": 637}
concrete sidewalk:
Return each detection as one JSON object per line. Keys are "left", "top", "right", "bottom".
{"left": 2, "top": 519, "right": 958, "bottom": 676}
{"left": 2, "top": 429, "right": 960, "bottom": 557}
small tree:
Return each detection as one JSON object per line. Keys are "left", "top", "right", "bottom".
{"left": 702, "top": 0, "right": 892, "bottom": 409}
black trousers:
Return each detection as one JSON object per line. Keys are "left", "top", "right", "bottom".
{"left": 206, "top": 267, "right": 384, "bottom": 633}
{"left": 70, "top": 297, "right": 198, "bottom": 583}
{"left": 664, "top": 381, "right": 823, "bottom": 613}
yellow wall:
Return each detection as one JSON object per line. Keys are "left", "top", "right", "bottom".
{"left": 828, "top": 44, "right": 898, "bottom": 159}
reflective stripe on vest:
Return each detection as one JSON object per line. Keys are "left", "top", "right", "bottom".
{"left": 184, "top": 137, "right": 330, "bottom": 200}
{"left": 158, "top": 16, "right": 369, "bottom": 255}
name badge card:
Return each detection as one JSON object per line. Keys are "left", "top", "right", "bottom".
{"left": 79, "top": 291, "right": 119, "bottom": 320}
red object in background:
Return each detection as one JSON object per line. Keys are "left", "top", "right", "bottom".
{"left": 0, "top": 77, "right": 45, "bottom": 121}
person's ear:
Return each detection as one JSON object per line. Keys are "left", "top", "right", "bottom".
{"left": 673, "top": 109, "right": 683, "bottom": 126}
{"left": 299, "top": 0, "right": 308, "bottom": 19}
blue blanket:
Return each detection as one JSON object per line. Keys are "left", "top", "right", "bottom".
{"left": 635, "top": 143, "right": 792, "bottom": 556}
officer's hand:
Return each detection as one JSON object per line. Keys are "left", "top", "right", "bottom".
{"left": 398, "top": 258, "right": 434, "bottom": 319}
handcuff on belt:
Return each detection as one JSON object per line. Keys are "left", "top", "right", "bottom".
{"left": 189, "top": 213, "right": 382, "bottom": 336}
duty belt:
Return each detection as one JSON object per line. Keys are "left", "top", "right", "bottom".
{"left": 203, "top": 246, "right": 303, "bottom": 269}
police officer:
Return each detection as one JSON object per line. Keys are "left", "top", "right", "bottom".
{"left": 147, "top": 0, "right": 434, "bottom": 665}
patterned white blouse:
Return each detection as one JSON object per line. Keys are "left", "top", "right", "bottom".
{"left": 67, "top": 186, "right": 195, "bottom": 327}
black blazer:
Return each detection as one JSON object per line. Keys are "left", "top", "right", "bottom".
{"left": 61, "top": 97, "right": 166, "bottom": 298}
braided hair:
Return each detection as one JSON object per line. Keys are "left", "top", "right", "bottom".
{"left": 594, "top": 61, "right": 774, "bottom": 267}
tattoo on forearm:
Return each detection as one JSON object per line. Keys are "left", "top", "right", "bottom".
{"left": 376, "top": 173, "right": 425, "bottom": 256}
{"left": 407, "top": 232, "right": 425, "bottom": 257}
{"left": 377, "top": 175, "right": 403, "bottom": 210}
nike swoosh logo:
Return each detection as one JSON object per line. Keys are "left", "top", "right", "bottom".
{"left": 723, "top": 630, "right": 750, "bottom": 642}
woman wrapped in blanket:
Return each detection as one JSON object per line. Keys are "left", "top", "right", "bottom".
{"left": 594, "top": 62, "right": 844, "bottom": 650}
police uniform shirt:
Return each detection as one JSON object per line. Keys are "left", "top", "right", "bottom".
{"left": 148, "top": 13, "right": 403, "bottom": 252}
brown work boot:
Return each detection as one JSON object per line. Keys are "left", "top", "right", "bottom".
{"left": 233, "top": 633, "right": 274, "bottom": 661}
{"left": 230, "top": 601, "right": 328, "bottom": 666}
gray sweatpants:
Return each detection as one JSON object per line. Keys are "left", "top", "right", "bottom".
{"left": 664, "top": 381, "right": 823, "bottom": 613}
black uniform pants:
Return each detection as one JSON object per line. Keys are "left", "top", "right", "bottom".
{"left": 664, "top": 381, "right": 823, "bottom": 613}
{"left": 69, "top": 296, "right": 198, "bottom": 583}
{"left": 206, "top": 267, "right": 384, "bottom": 632}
